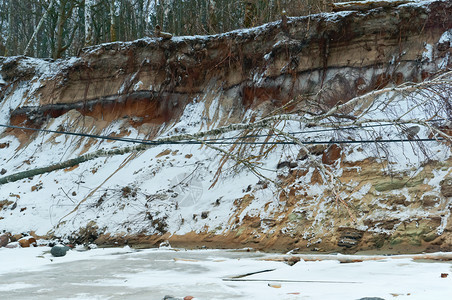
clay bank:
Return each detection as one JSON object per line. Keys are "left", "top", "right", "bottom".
{"left": 0, "top": 0, "right": 451, "bottom": 253}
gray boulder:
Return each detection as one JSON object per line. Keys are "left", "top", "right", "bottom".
{"left": 50, "top": 245, "right": 70, "bottom": 257}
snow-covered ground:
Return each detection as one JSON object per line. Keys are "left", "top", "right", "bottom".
{"left": 0, "top": 247, "right": 451, "bottom": 299}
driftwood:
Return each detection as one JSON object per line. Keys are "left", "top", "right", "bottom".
{"left": 223, "top": 278, "right": 362, "bottom": 283}
{"left": 262, "top": 252, "right": 452, "bottom": 264}
{"left": 331, "top": 0, "right": 412, "bottom": 12}
{"left": 230, "top": 269, "right": 275, "bottom": 279}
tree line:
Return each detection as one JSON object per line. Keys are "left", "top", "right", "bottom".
{"left": 0, "top": 0, "right": 338, "bottom": 59}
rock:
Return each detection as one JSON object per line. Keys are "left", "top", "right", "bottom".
{"left": 18, "top": 239, "right": 30, "bottom": 247}
{"left": 184, "top": 297, "right": 194, "bottom": 300}
{"left": 357, "top": 298, "right": 385, "bottom": 300}
{"left": 11, "top": 233, "right": 23, "bottom": 242}
{"left": 18, "top": 237, "right": 37, "bottom": 248}
{"left": 322, "top": 144, "right": 342, "bottom": 165}
{"left": 28, "top": 237, "right": 37, "bottom": 246}
{"left": 51, "top": 245, "right": 69, "bottom": 257}
{"left": 201, "top": 211, "right": 209, "bottom": 219}
{"left": 159, "top": 240, "right": 171, "bottom": 248}
{"left": 0, "top": 200, "right": 14, "bottom": 210}
{"left": 421, "top": 195, "right": 440, "bottom": 207}
{"left": 0, "top": 168, "right": 6, "bottom": 175}
{"left": 285, "top": 256, "right": 301, "bottom": 266}
{"left": 337, "top": 228, "right": 364, "bottom": 248}
{"left": 402, "top": 125, "right": 420, "bottom": 139}
{"left": 297, "top": 144, "right": 327, "bottom": 160}
{"left": 163, "top": 296, "right": 179, "bottom": 300}
{"left": 440, "top": 178, "right": 452, "bottom": 197}
{"left": 5, "top": 242, "right": 19, "bottom": 248}
{"left": 277, "top": 161, "right": 297, "bottom": 169}
{"left": 0, "top": 234, "right": 9, "bottom": 247}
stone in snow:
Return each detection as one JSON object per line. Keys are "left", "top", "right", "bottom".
{"left": 0, "top": 234, "right": 9, "bottom": 247}
{"left": 51, "top": 245, "right": 70, "bottom": 257}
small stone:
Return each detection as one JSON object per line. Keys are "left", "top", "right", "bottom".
{"left": 441, "top": 273, "right": 448, "bottom": 278}
{"left": 159, "top": 240, "right": 171, "bottom": 248}
{"left": 285, "top": 256, "right": 301, "bottom": 266}
{"left": 0, "top": 234, "right": 9, "bottom": 247}
{"left": 0, "top": 168, "right": 6, "bottom": 175}
{"left": 201, "top": 211, "right": 209, "bottom": 219}
{"left": 184, "top": 297, "right": 194, "bottom": 300}
{"left": 357, "top": 298, "right": 386, "bottom": 300}
{"left": 322, "top": 144, "right": 342, "bottom": 165}
{"left": 440, "top": 178, "right": 452, "bottom": 197}
{"left": 277, "top": 161, "right": 295, "bottom": 169}
{"left": 11, "top": 233, "right": 23, "bottom": 242}
{"left": 163, "top": 296, "right": 179, "bottom": 300}
{"left": 18, "top": 238, "right": 31, "bottom": 248}
{"left": 268, "top": 283, "right": 282, "bottom": 288}
{"left": 5, "top": 242, "right": 19, "bottom": 248}
{"left": 28, "top": 237, "right": 37, "bottom": 247}
{"left": 51, "top": 245, "right": 69, "bottom": 257}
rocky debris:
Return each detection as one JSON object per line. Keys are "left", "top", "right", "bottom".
{"left": 277, "top": 161, "right": 298, "bottom": 169}
{"left": 50, "top": 245, "right": 70, "bottom": 257}
{"left": 162, "top": 296, "right": 180, "bottom": 300}
{"left": 10, "top": 233, "right": 23, "bottom": 242}
{"left": 337, "top": 228, "right": 364, "bottom": 248}
{"left": 18, "top": 236, "right": 37, "bottom": 248}
{"left": 298, "top": 145, "right": 328, "bottom": 160}
{"left": 159, "top": 240, "right": 171, "bottom": 248}
{"left": 0, "top": 200, "right": 14, "bottom": 210}
{"left": 242, "top": 215, "right": 261, "bottom": 228}
{"left": 421, "top": 195, "right": 440, "bottom": 207}
{"left": 5, "top": 242, "right": 19, "bottom": 248}
{"left": 402, "top": 125, "right": 420, "bottom": 139}
{"left": 322, "top": 144, "right": 342, "bottom": 165}
{"left": 284, "top": 256, "right": 301, "bottom": 266}
{"left": 0, "top": 233, "right": 9, "bottom": 247}
{"left": 440, "top": 177, "right": 452, "bottom": 197}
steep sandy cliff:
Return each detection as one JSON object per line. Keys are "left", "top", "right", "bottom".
{"left": 0, "top": 0, "right": 451, "bottom": 253}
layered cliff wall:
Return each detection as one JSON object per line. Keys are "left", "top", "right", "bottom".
{"left": 0, "top": 0, "right": 451, "bottom": 253}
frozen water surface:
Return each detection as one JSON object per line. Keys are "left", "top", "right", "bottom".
{"left": 0, "top": 247, "right": 451, "bottom": 299}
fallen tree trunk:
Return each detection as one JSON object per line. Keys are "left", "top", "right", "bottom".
{"left": 331, "top": 0, "right": 412, "bottom": 12}
{"left": 0, "top": 144, "right": 148, "bottom": 185}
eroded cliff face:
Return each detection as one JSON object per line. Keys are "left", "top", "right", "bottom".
{"left": 0, "top": 0, "right": 451, "bottom": 253}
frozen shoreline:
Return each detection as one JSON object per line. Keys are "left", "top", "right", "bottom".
{"left": 0, "top": 247, "right": 451, "bottom": 299}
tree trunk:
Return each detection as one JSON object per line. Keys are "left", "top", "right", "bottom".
{"left": 54, "top": 0, "right": 66, "bottom": 59}
{"left": 110, "top": 0, "right": 117, "bottom": 42}
{"left": 85, "top": 0, "right": 94, "bottom": 46}
{"left": 24, "top": 0, "right": 56, "bottom": 56}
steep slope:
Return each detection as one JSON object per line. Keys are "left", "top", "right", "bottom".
{"left": 0, "top": 0, "right": 451, "bottom": 253}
